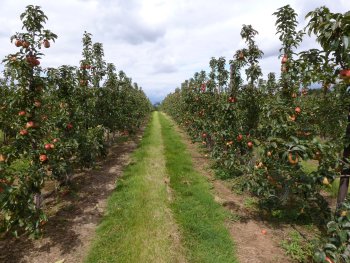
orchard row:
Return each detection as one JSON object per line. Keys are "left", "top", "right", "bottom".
{"left": 0, "top": 6, "right": 152, "bottom": 236}
{"left": 162, "top": 5, "right": 350, "bottom": 263}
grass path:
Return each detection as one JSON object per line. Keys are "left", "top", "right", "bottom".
{"left": 160, "top": 113, "right": 237, "bottom": 263}
{"left": 85, "top": 111, "right": 186, "bottom": 263}
{"left": 85, "top": 112, "right": 237, "bottom": 263}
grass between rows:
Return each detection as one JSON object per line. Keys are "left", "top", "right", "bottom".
{"left": 85, "top": 112, "right": 184, "bottom": 263}
{"left": 85, "top": 111, "right": 237, "bottom": 262}
{"left": 159, "top": 113, "right": 238, "bottom": 263}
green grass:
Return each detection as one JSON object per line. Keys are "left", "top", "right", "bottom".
{"left": 280, "top": 230, "right": 313, "bottom": 262}
{"left": 159, "top": 113, "right": 237, "bottom": 263}
{"left": 85, "top": 112, "right": 186, "bottom": 263}
{"left": 300, "top": 159, "right": 349, "bottom": 197}
{"left": 324, "top": 178, "right": 350, "bottom": 197}
{"left": 85, "top": 112, "right": 237, "bottom": 262}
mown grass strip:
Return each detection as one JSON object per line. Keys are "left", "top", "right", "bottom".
{"left": 159, "top": 113, "right": 238, "bottom": 263}
{"left": 85, "top": 112, "right": 186, "bottom": 263}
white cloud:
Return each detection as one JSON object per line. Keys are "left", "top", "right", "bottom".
{"left": 0, "top": 0, "right": 349, "bottom": 103}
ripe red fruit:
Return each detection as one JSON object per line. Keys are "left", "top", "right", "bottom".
{"left": 26, "top": 121, "right": 35, "bottom": 129}
{"left": 18, "top": 111, "right": 26, "bottom": 116}
{"left": 281, "top": 54, "right": 288, "bottom": 64}
{"left": 44, "top": 144, "right": 53, "bottom": 151}
{"left": 15, "top": 39, "right": 23, "bottom": 47}
{"left": 22, "top": 41, "right": 30, "bottom": 48}
{"left": 201, "top": 84, "right": 206, "bottom": 92}
{"left": 261, "top": 229, "right": 267, "bottom": 235}
{"left": 66, "top": 123, "right": 73, "bottom": 130}
{"left": 39, "top": 154, "right": 48, "bottom": 163}
{"left": 237, "top": 134, "right": 243, "bottom": 142}
{"left": 53, "top": 138, "right": 59, "bottom": 143}
{"left": 247, "top": 141, "right": 253, "bottom": 148}
{"left": 34, "top": 100, "right": 41, "bottom": 107}
{"left": 43, "top": 39, "right": 50, "bottom": 48}
{"left": 34, "top": 59, "right": 40, "bottom": 66}
{"left": 202, "top": 133, "right": 207, "bottom": 138}
{"left": 26, "top": 56, "right": 37, "bottom": 66}
{"left": 295, "top": 107, "right": 301, "bottom": 114}
{"left": 228, "top": 97, "right": 236, "bottom": 103}
{"left": 20, "top": 129, "right": 28, "bottom": 136}
{"left": 340, "top": 69, "right": 350, "bottom": 79}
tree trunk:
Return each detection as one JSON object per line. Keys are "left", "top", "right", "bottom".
{"left": 336, "top": 104, "right": 350, "bottom": 207}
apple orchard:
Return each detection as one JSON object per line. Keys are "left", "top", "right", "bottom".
{"left": 0, "top": 6, "right": 151, "bottom": 236}
{"left": 161, "top": 5, "right": 350, "bottom": 263}
{"left": 1, "top": 4, "right": 350, "bottom": 263}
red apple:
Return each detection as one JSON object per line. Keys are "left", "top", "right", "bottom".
{"left": 15, "top": 39, "right": 23, "bottom": 47}
{"left": 202, "top": 133, "right": 207, "bottom": 138}
{"left": 261, "top": 229, "right": 267, "bottom": 235}
{"left": 66, "top": 123, "right": 73, "bottom": 130}
{"left": 295, "top": 107, "right": 301, "bottom": 114}
{"left": 26, "top": 56, "right": 36, "bottom": 66}
{"left": 26, "top": 121, "right": 35, "bottom": 129}
{"left": 20, "top": 129, "right": 28, "bottom": 136}
{"left": 340, "top": 69, "right": 350, "bottom": 79}
{"left": 44, "top": 144, "right": 53, "bottom": 151}
{"left": 237, "top": 134, "right": 243, "bottom": 142}
{"left": 22, "top": 41, "right": 30, "bottom": 48}
{"left": 34, "top": 100, "right": 41, "bottom": 107}
{"left": 43, "top": 40, "right": 50, "bottom": 48}
{"left": 247, "top": 141, "right": 253, "bottom": 148}
{"left": 53, "top": 138, "right": 59, "bottom": 143}
{"left": 18, "top": 111, "right": 26, "bottom": 116}
{"left": 281, "top": 54, "right": 288, "bottom": 64}
{"left": 228, "top": 97, "right": 236, "bottom": 103}
{"left": 39, "top": 154, "right": 48, "bottom": 163}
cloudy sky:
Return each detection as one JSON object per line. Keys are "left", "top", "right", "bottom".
{"left": 0, "top": 0, "right": 349, "bottom": 103}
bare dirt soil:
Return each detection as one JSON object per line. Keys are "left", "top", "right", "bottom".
{"left": 0, "top": 131, "right": 143, "bottom": 263}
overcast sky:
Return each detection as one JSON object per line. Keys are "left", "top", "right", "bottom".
{"left": 0, "top": 0, "right": 349, "bottom": 103}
